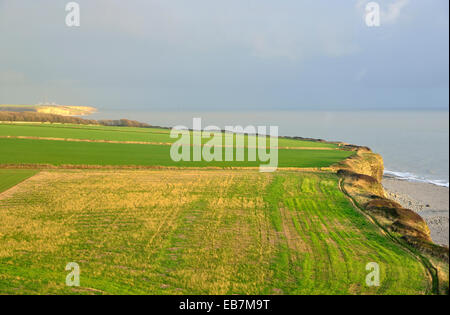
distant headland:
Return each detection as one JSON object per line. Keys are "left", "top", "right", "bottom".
{"left": 0, "top": 104, "right": 97, "bottom": 116}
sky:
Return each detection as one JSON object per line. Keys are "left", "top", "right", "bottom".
{"left": 0, "top": 0, "right": 448, "bottom": 111}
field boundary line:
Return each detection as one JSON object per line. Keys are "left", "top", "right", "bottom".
{"left": 0, "top": 135, "right": 172, "bottom": 146}
{"left": 0, "top": 170, "right": 41, "bottom": 200}
{"left": 0, "top": 164, "right": 336, "bottom": 173}
{"left": 0, "top": 136, "right": 338, "bottom": 150}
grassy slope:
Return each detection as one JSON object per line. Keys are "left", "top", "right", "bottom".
{"left": 0, "top": 138, "right": 353, "bottom": 168}
{"left": 0, "top": 170, "right": 39, "bottom": 193}
{"left": 0, "top": 170, "right": 428, "bottom": 294}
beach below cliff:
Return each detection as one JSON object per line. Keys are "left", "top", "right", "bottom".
{"left": 383, "top": 176, "right": 449, "bottom": 247}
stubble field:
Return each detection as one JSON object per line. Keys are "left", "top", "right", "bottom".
{"left": 0, "top": 169, "right": 429, "bottom": 294}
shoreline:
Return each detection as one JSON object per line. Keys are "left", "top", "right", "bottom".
{"left": 382, "top": 175, "right": 449, "bottom": 247}
{"left": 384, "top": 170, "right": 449, "bottom": 188}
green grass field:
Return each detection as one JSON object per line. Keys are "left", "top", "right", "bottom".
{"left": 0, "top": 121, "right": 435, "bottom": 295}
{"left": 0, "top": 122, "right": 352, "bottom": 168}
{"left": 0, "top": 138, "right": 353, "bottom": 168}
{"left": 0, "top": 169, "right": 40, "bottom": 194}
{"left": 0, "top": 123, "right": 338, "bottom": 148}
{"left": 0, "top": 170, "right": 429, "bottom": 294}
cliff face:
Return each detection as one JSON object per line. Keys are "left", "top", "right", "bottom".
{"left": 0, "top": 105, "right": 97, "bottom": 116}
{"left": 35, "top": 106, "right": 96, "bottom": 116}
{"left": 334, "top": 147, "right": 448, "bottom": 261}
{"left": 332, "top": 147, "right": 384, "bottom": 183}
{"left": 337, "top": 168, "right": 432, "bottom": 242}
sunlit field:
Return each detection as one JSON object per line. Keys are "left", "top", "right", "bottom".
{"left": 0, "top": 169, "right": 39, "bottom": 193}
{"left": 0, "top": 122, "right": 353, "bottom": 168}
{"left": 0, "top": 170, "right": 428, "bottom": 294}
{"left": 0, "top": 138, "right": 354, "bottom": 168}
{"left": 0, "top": 123, "right": 338, "bottom": 148}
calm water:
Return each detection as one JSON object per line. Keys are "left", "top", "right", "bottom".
{"left": 89, "top": 110, "right": 449, "bottom": 187}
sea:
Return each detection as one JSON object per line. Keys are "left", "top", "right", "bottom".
{"left": 87, "top": 110, "right": 449, "bottom": 188}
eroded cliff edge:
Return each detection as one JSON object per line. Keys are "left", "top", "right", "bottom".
{"left": 332, "top": 146, "right": 448, "bottom": 257}
{"left": 330, "top": 145, "right": 449, "bottom": 294}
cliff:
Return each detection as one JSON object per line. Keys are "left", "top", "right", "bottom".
{"left": 332, "top": 147, "right": 384, "bottom": 183}
{"left": 35, "top": 105, "right": 96, "bottom": 116}
{"left": 0, "top": 105, "right": 97, "bottom": 116}
{"left": 333, "top": 146, "right": 448, "bottom": 262}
